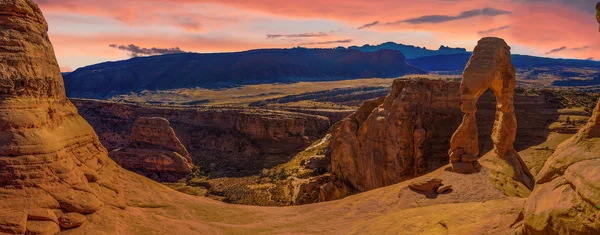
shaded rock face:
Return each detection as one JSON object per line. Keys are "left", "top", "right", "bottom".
{"left": 449, "top": 37, "right": 534, "bottom": 192}
{"left": 522, "top": 100, "right": 600, "bottom": 234}
{"left": 328, "top": 78, "right": 559, "bottom": 193}
{"left": 71, "top": 99, "right": 331, "bottom": 176}
{"left": 110, "top": 117, "right": 196, "bottom": 182}
{"left": 0, "top": 0, "right": 118, "bottom": 233}
{"left": 329, "top": 79, "right": 463, "bottom": 192}
{"left": 290, "top": 174, "right": 350, "bottom": 205}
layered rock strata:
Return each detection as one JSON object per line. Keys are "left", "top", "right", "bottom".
{"left": 71, "top": 99, "right": 331, "bottom": 175}
{"left": 110, "top": 117, "right": 196, "bottom": 182}
{"left": 0, "top": 0, "right": 119, "bottom": 233}
{"left": 522, "top": 99, "right": 600, "bottom": 234}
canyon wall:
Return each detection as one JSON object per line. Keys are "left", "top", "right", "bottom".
{"left": 71, "top": 99, "right": 331, "bottom": 175}
{"left": 522, "top": 99, "right": 600, "bottom": 234}
{"left": 329, "top": 78, "right": 560, "bottom": 192}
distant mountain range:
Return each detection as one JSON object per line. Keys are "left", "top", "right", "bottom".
{"left": 64, "top": 48, "right": 425, "bottom": 99}
{"left": 345, "top": 42, "right": 468, "bottom": 59}
{"left": 63, "top": 42, "right": 600, "bottom": 99}
{"left": 407, "top": 53, "right": 600, "bottom": 72}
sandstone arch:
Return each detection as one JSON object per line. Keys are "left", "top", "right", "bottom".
{"left": 448, "top": 37, "right": 534, "bottom": 192}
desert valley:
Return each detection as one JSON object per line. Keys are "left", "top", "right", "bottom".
{"left": 0, "top": 0, "right": 599, "bottom": 234}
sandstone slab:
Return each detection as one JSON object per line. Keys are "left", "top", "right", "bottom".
{"left": 58, "top": 213, "right": 86, "bottom": 229}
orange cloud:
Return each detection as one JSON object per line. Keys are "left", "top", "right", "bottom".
{"left": 35, "top": 0, "right": 600, "bottom": 70}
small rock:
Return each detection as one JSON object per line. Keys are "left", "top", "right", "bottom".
{"left": 27, "top": 208, "right": 59, "bottom": 224}
{"left": 58, "top": 213, "right": 87, "bottom": 229}
{"left": 409, "top": 177, "right": 443, "bottom": 191}
{"left": 461, "top": 153, "right": 479, "bottom": 162}
{"left": 436, "top": 185, "right": 453, "bottom": 194}
{"left": 452, "top": 161, "right": 481, "bottom": 174}
{"left": 26, "top": 220, "right": 60, "bottom": 235}
{"left": 304, "top": 155, "right": 330, "bottom": 170}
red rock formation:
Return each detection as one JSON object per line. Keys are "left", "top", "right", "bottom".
{"left": 0, "top": 0, "right": 119, "bottom": 232}
{"left": 71, "top": 99, "right": 331, "bottom": 175}
{"left": 449, "top": 37, "right": 533, "bottom": 195}
{"left": 522, "top": 99, "right": 600, "bottom": 234}
{"left": 290, "top": 174, "right": 350, "bottom": 205}
{"left": 329, "top": 78, "right": 463, "bottom": 192}
{"left": 328, "top": 77, "right": 559, "bottom": 194}
{"left": 110, "top": 117, "right": 196, "bottom": 182}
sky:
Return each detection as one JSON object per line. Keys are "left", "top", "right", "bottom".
{"left": 34, "top": 0, "right": 600, "bottom": 72}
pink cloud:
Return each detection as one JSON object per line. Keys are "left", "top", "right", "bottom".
{"left": 35, "top": 0, "right": 600, "bottom": 69}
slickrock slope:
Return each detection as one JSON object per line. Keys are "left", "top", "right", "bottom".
{"left": 110, "top": 117, "right": 196, "bottom": 182}
{"left": 450, "top": 37, "right": 534, "bottom": 196}
{"left": 328, "top": 77, "right": 558, "bottom": 193}
{"left": 0, "top": 1, "right": 120, "bottom": 233}
{"left": 522, "top": 99, "right": 600, "bottom": 234}
{"left": 71, "top": 99, "right": 330, "bottom": 175}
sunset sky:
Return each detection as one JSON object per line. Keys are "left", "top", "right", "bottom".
{"left": 35, "top": 0, "right": 600, "bottom": 72}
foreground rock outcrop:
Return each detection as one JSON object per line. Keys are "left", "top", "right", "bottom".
{"left": 522, "top": 99, "right": 600, "bottom": 234}
{"left": 449, "top": 37, "right": 534, "bottom": 194}
{"left": 110, "top": 117, "right": 196, "bottom": 182}
{"left": 0, "top": 0, "right": 119, "bottom": 233}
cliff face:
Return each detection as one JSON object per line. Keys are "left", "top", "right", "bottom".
{"left": 328, "top": 78, "right": 559, "bottom": 192}
{"left": 110, "top": 117, "right": 197, "bottom": 182}
{"left": 71, "top": 99, "right": 331, "bottom": 175}
{"left": 0, "top": 0, "right": 120, "bottom": 233}
{"left": 64, "top": 48, "right": 425, "bottom": 99}
{"left": 522, "top": 99, "right": 600, "bottom": 234}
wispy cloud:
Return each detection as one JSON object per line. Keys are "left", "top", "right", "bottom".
{"left": 545, "top": 45, "right": 591, "bottom": 55}
{"left": 544, "top": 46, "right": 567, "bottom": 55}
{"left": 477, "top": 25, "right": 511, "bottom": 35}
{"left": 357, "top": 21, "right": 379, "bottom": 29}
{"left": 300, "top": 39, "right": 353, "bottom": 45}
{"left": 387, "top": 7, "right": 511, "bottom": 25}
{"left": 572, "top": 45, "right": 591, "bottom": 51}
{"left": 109, "top": 44, "right": 186, "bottom": 57}
{"left": 266, "top": 32, "right": 329, "bottom": 39}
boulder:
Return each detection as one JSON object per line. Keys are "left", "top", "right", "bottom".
{"left": 27, "top": 208, "right": 58, "bottom": 224}
{"left": 436, "top": 185, "right": 453, "bottom": 194}
{"left": 110, "top": 117, "right": 197, "bottom": 182}
{"left": 408, "top": 177, "right": 443, "bottom": 192}
{"left": 303, "top": 155, "right": 330, "bottom": 170}
{"left": 25, "top": 221, "right": 60, "bottom": 235}
{"left": 290, "top": 174, "right": 350, "bottom": 205}
{"left": 58, "top": 213, "right": 86, "bottom": 229}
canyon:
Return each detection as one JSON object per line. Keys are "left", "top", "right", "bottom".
{"left": 0, "top": 1, "right": 599, "bottom": 234}
{"left": 71, "top": 99, "right": 332, "bottom": 177}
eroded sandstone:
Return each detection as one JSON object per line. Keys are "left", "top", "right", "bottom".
{"left": 110, "top": 117, "right": 196, "bottom": 182}
{"left": 449, "top": 37, "right": 534, "bottom": 193}
{"left": 522, "top": 99, "right": 600, "bottom": 234}
{"left": 328, "top": 77, "right": 559, "bottom": 194}
{"left": 0, "top": 0, "right": 120, "bottom": 233}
